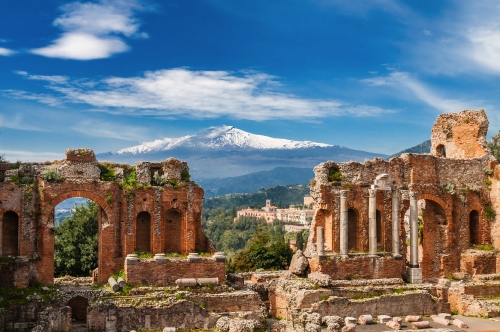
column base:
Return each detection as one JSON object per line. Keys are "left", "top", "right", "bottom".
{"left": 340, "top": 254, "right": 349, "bottom": 259}
{"left": 392, "top": 254, "right": 403, "bottom": 260}
{"left": 406, "top": 267, "right": 422, "bottom": 283}
{"left": 368, "top": 254, "right": 379, "bottom": 258}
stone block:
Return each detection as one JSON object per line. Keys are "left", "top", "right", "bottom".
{"left": 377, "top": 315, "right": 391, "bottom": 323}
{"left": 345, "top": 317, "right": 356, "bottom": 325}
{"left": 213, "top": 252, "right": 226, "bottom": 263}
{"left": 154, "top": 254, "right": 167, "bottom": 264}
{"left": 188, "top": 253, "right": 201, "bottom": 263}
{"left": 406, "top": 267, "right": 422, "bottom": 283}
{"left": 437, "top": 312, "right": 451, "bottom": 320}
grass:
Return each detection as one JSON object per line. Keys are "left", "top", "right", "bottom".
{"left": 472, "top": 244, "right": 495, "bottom": 251}
{"left": 351, "top": 291, "right": 383, "bottom": 300}
{"left": 0, "top": 283, "right": 60, "bottom": 308}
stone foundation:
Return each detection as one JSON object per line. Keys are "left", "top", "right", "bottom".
{"left": 460, "top": 249, "right": 500, "bottom": 275}
{"left": 309, "top": 254, "right": 404, "bottom": 280}
{"left": 125, "top": 257, "right": 225, "bottom": 286}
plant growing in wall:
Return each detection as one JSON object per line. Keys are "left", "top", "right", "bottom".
{"left": 484, "top": 204, "right": 496, "bottom": 220}
{"left": 327, "top": 164, "right": 343, "bottom": 185}
{"left": 152, "top": 171, "right": 168, "bottom": 186}
{"left": 41, "top": 168, "right": 65, "bottom": 183}
{"left": 98, "top": 163, "right": 116, "bottom": 181}
{"left": 181, "top": 168, "right": 190, "bottom": 182}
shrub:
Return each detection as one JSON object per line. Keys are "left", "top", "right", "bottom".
{"left": 484, "top": 204, "right": 496, "bottom": 220}
{"left": 98, "top": 164, "right": 115, "bottom": 181}
{"left": 41, "top": 168, "right": 65, "bottom": 183}
{"left": 181, "top": 168, "right": 190, "bottom": 182}
{"left": 152, "top": 171, "right": 167, "bottom": 186}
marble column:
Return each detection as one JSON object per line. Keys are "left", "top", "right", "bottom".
{"left": 392, "top": 190, "right": 402, "bottom": 259}
{"left": 316, "top": 226, "right": 325, "bottom": 257}
{"left": 409, "top": 191, "right": 419, "bottom": 268}
{"left": 368, "top": 189, "right": 378, "bottom": 257}
{"left": 339, "top": 190, "right": 349, "bottom": 257}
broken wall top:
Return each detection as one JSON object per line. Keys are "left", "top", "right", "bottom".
{"left": 431, "top": 109, "right": 490, "bottom": 159}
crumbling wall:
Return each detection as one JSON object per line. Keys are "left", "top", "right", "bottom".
{"left": 430, "top": 109, "right": 490, "bottom": 159}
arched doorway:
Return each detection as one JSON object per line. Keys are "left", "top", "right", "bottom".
{"left": 164, "top": 209, "right": 182, "bottom": 253}
{"left": 470, "top": 210, "right": 480, "bottom": 246}
{"left": 420, "top": 199, "right": 448, "bottom": 279}
{"left": 54, "top": 198, "right": 98, "bottom": 277}
{"left": 436, "top": 144, "right": 446, "bottom": 158}
{"left": 348, "top": 208, "right": 358, "bottom": 251}
{"left": 67, "top": 296, "right": 89, "bottom": 322}
{"left": 2, "top": 211, "right": 19, "bottom": 256}
{"left": 136, "top": 211, "right": 151, "bottom": 253}
{"left": 376, "top": 210, "right": 382, "bottom": 250}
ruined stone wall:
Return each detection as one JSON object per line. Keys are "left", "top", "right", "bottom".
{"left": 309, "top": 255, "right": 404, "bottom": 280}
{"left": 125, "top": 258, "right": 225, "bottom": 286}
{"left": 460, "top": 250, "right": 500, "bottom": 275}
{"left": 0, "top": 148, "right": 212, "bottom": 286}
{"left": 186, "top": 291, "right": 262, "bottom": 313}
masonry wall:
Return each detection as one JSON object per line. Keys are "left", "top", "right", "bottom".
{"left": 125, "top": 258, "right": 225, "bottom": 286}
{"left": 309, "top": 255, "right": 404, "bottom": 280}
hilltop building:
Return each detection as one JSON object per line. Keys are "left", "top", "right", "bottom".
{"left": 235, "top": 198, "right": 315, "bottom": 224}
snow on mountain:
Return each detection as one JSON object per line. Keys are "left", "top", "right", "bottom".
{"left": 116, "top": 126, "right": 333, "bottom": 154}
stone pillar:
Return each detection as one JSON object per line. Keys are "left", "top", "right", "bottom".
{"left": 339, "top": 190, "right": 349, "bottom": 257}
{"left": 368, "top": 189, "right": 378, "bottom": 257}
{"left": 317, "top": 226, "right": 325, "bottom": 257}
{"left": 407, "top": 191, "right": 422, "bottom": 283}
{"left": 409, "top": 191, "right": 419, "bottom": 268}
{"left": 392, "top": 190, "right": 402, "bottom": 259}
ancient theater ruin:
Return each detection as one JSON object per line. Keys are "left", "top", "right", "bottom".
{"left": 304, "top": 109, "right": 499, "bottom": 283}
{"left": 0, "top": 150, "right": 221, "bottom": 288}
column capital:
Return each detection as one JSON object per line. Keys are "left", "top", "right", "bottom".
{"left": 392, "top": 189, "right": 399, "bottom": 197}
{"left": 339, "top": 190, "right": 349, "bottom": 198}
{"left": 368, "top": 188, "right": 377, "bottom": 198}
{"left": 409, "top": 191, "right": 418, "bottom": 200}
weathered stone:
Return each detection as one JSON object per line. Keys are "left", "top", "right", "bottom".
{"left": 405, "top": 315, "right": 421, "bottom": 322}
{"left": 305, "top": 323, "right": 321, "bottom": 332}
{"left": 308, "top": 272, "right": 332, "bottom": 287}
{"left": 377, "top": 314, "right": 390, "bottom": 323}
{"left": 385, "top": 320, "right": 401, "bottom": 330}
{"left": 431, "top": 315, "right": 450, "bottom": 326}
{"left": 289, "top": 250, "right": 309, "bottom": 275}
{"left": 116, "top": 277, "right": 126, "bottom": 288}
{"left": 344, "top": 317, "right": 356, "bottom": 325}
{"left": 452, "top": 319, "right": 468, "bottom": 328}
{"left": 437, "top": 312, "right": 451, "bottom": 320}
{"left": 358, "top": 314, "right": 373, "bottom": 324}
{"left": 65, "top": 148, "right": 96, "bottom": 162}
{"left": 412, "top": 321, "right": 430, "bottom": 329}
{"left": 108, "top": 277, "right": 120, "bottom": 292}
{"left": 341, "top": 323, "right": 356, "bottom": 332}
{"left": 300, "top": 312, "right": 321, "bottom": 325}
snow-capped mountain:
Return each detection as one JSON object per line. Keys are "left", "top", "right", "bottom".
{"left": 116, "top": 126, "right": 333, "bottom": 154}
{"left": 97, "top": 126, "right": 387, "bottom": 180}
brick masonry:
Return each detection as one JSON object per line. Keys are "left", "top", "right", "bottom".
{"left": 125, "top": 257, "right": 225, "bottom": 286}
{"left": 0, "top": 148, "right": 213, "bottom": 285}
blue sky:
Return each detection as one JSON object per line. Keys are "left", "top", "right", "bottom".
{"left": 2, "top": 0, "right": 500, "bottom": 161}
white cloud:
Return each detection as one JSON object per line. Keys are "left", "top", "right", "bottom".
{"left": 30, "top": 0, "right": 145, "bottom": 60}
{"left": 70, "top": 119, "right": 148, "bottom": 141}
{"left": 8, "top": 68, "right": 395, "bottom": 121}
{"left": 2, "top": 90, "right": 62, "bottom": 107}
{"left": 0, "top": 149, "right": 64, "bottom": 162}
{"left": 467, "top": 26, "right": 500, "bottom": 73}
{"left": 31, "top": 32, "right": 129, "bottom": 60}
{"left": 361, "top": 71, "right": 479, "bottom": 113}
{"left": 0, "top": 47, "right": 15, "bottom": 56}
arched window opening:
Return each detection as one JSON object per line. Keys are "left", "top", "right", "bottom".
{"left": 136, "top": 211, "right": 151, "bottom": 253}
{"left": 376, "top": 210, "right": 382, "bottom": 249}
{"left": 470, "top": 210, "right": 480, "bottom": 246}
{"left": 2, "top": 211, "right": 19, "bottom": 256}
{"left": 436, "top": 144, "right": 446, "bottom": 158}
{"left": 347, "top": 208, "right": 358, "bottom": 251}
{"left": 67, "top": 296, "right": 89, "bottom": 322}
{"left": 165, "top": 209, "right": 182, "bottom": 253}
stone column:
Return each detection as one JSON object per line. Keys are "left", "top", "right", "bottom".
{"left": 409, "top": 191, "right": 419, "bottom": 268}
{"left": 368, "top": 189, "right": 378, "bottom": 257}
{"left": 317, "top": 226, "right": 325, "bottom": 257}
{"left": 407, "top": 191, "right": 422, "bottom": 283}
{"left": 392, "top": 190, "right": 402, "bottom": 259}
{"left": 339, "top": 190, "right": 349, "bottom": 257}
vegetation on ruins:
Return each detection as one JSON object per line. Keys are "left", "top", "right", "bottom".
{"left": 152, "top": 171, "right": 168, "bottom": 186}
{"left": 0, "top": 154, "right": 7, "bottom": 163}
{"left": 118, "top": 166, "right": 150, "bottom": 195}
{"left": 98, "top": 163, "right": 116, "bottom": 181}
{"left": 327, "top": 164, "right": 343, "bottom": 185}
{"left": 55, "top": 200, "right": 98, "bottom": 277}
{"left": 226, "top": 226, "right": 293, "bottom": 273}
{"left": 40, "top": 168, "right": 65, "bottom": 183}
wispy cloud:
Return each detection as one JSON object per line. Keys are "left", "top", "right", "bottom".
{"left": 0, "top": 113, "right": 49, "bottom": 131}
{"left": 70, "top": 119, "right": 148, "bottom": 141}
{"left": 0, "top": 149, "right": 64, "bottom": 162}
{"left": 1, "top": 90, "right": 62, "bottom": 107}
{"left": 30, "top": 0, "right": 147, "bottom": 60}
{"left": 0, "top": 47, "right": 15, "bottom": 56}
{"left": 8, "top": 68, "right": 396, "bottom": 121}
{"left": 361, "top": 71, "right": 482, "bottom": 113}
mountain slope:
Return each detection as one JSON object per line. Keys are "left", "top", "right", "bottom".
{"left": 389, "top": 140, "right": 431, "bottom": 159}
{"left": 97, "top": 126, "right": 388, "bottom": 179}
{"left": 198, "top": 167, "right": 314, "bottom": 198}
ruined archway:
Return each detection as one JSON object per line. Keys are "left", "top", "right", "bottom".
{"left": 164, "top": 209, "right": 183, "bottom": 253}
{"left": 67, "top": 296, "right": 89, "bottom": 322}
{"left": 2, "top": 211, "right": 19, "bottom": 257}
{"left": 348, "top": 208, "right": 358, "bottom": 251}
{"left": 136, "top": 211, "right": 151, "bottom": 253}
{"left": 470, "top": 210, "right": 480, "bottom": 246}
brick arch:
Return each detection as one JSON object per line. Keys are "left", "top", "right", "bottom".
{"left": 44, "top": 190, "right": 111, "bottom": 219}
{"left": 2, "top": 210, "right": 19, "bottom": 256}
{"left": 417, "top": 193, "right": 450, "bottom": 221}
{"left": 67, "top": 295, "right": 89, "bottom": 321}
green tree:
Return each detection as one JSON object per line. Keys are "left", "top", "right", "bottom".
{"left": 0, "top": 155, "right": 7, "bottom": 163}
{"left": 55, "top": 200, "right": 98, "bottom": 277}
{"left": 296, "top": 231, "right": 304, "bottom": 251}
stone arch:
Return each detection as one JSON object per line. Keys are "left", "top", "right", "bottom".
{"left": 313, "top": 209, "right": 331, "bottom": 248}
{"left": 136, "top": 211, "right": 151, "bottom": 253}
{"left": 2, "top": 211, "right": 19, "bottom": 256}
{"left": 469, "top": 210, "right": 480, "bottom": 246}
{"left": 347, "top": 208, "right": 358, "bottom": 251}
{"left": 164, "top": 209, "right": 183, "bottom": 253}
{"left": 45, "top": 190, "right": 111, "bottom": 218}
{"left": 436, "top": 144, "right": 446, "bottom": 158}
{"left": 67, "top": 296, "right": 89, "bottom": 322}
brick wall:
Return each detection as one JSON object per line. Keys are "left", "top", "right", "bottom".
{"left": 309, "top": 255, "right": 404, "bottom": 280}
{"left": 460, "top": 250, "right": 500, "bottom": 275}
{"left": 125, "top": 257, "right": 225, "bottom": 286}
